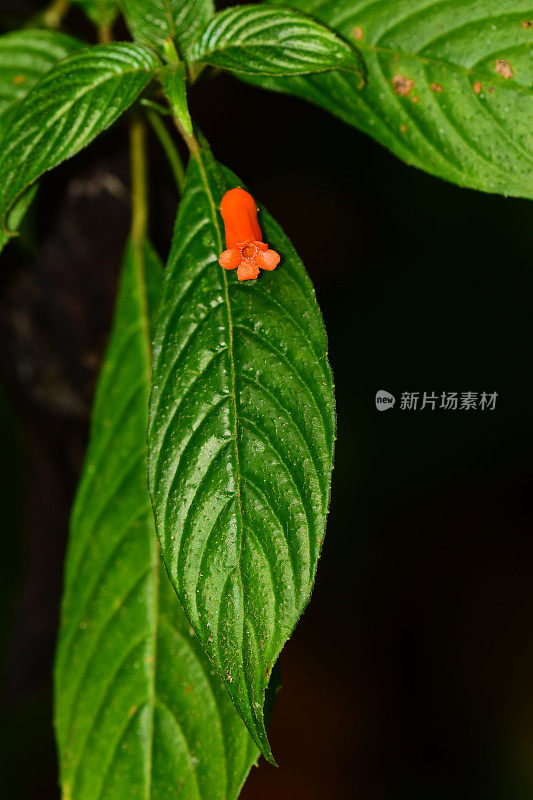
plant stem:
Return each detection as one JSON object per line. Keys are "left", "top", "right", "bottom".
{"left": 162, "top": 37, "right": 180, "bottom": 66}
{"left": 146, "top": 110, "right": 186, "bottom": 196}
{"left": 172, "top": 114, "right": 200, "bottom": 158}
{"left": 36, "top": 0, "right": 69, "bottom": 29}
{"left": 98, "top": 22, "right": 113, "bottom": 44}
{"left": 129, "top": 115, "right": 148, "bottom": 242}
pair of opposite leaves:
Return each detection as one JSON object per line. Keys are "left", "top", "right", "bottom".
{"left": 56, "top": 147, "right": 335, "bottom": 800}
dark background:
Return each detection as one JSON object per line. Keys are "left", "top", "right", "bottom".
{"left": 1, "top": 2, "right": 532, "bottom": 798}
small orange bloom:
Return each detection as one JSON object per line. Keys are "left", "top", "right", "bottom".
{"left": 218, "top": 188, "right": 280, "bottom": 281}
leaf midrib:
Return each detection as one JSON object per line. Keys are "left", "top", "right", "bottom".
{"left": 191, "top": 148, "right": 246, "bottom": 576}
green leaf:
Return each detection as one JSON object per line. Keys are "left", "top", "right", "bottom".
{"left": 0, "top": 185, "right": 38, "bottom": 256}
{"left": 190, "top": 4, "right": 365, "bottom": 80}
{"left": 55, "top": 237, "right": 261, "bottom": 800}
{"left": 253, "top": 0, "right": 533, "bottom": 198}
{"left": 120, "top": 0, "right": 214, "bottom": 58}
{"left": 71, "top": 0, "right": 118, "bottom": 26}
{"left": 0, "top": 29, "right": 83, "bottom": 117}
{"left": 0, "top": 30, "right": 83, "bottom": 252}
{"left": 0, "top": 43, "right": 160, "bottom": 229}
{"left": 148, "top": 144, "right": 336, "bottom": 762}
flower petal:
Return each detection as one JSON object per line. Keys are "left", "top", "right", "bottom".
{"left": 237, "top": 259, "right": 260, "bottom": 281}
{"left": 255, "top": 248, "right": 280, "bottom": 271}
{"left": 219, "top": 248, "right": 240, "bottom": 270}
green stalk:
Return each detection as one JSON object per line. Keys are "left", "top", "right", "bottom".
{"left": 42, "top": 0, "right": 69, "bottom": 28}
{"left": 146, "top": 109, "right": 186, "bottom": 196}
{"left": 97, "top": 21, "right": 113, "bottom": 44}
{"left": 129, "top": 115, "right": 148, "bottom": 242}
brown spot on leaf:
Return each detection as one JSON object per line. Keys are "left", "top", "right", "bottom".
{"left": 400, "top": 124, "right": 408, "bottom": 132}
{"left": 521, "top": 20, "right": 532, "bottom": 28}
{"left": 473, "top": 81, "right": 482, "bottom": 94}
{"left": 13, "top": 75, "right": 25, "bottom": 85}
{"left": 393, "top": 74, "right": 414, "bottom": 96}
{"left": 353, "top": 26, "right": 363, "bottom": 41}
{"left": 488, "top": 86, "right": 495, "bottom": 94}
{"left": 430, "top": 82, "right": 443, "bottom": 92}
{"left": 411, "top": 95, "right": 419, "bottom": 103}
{"left": 495, "top": 59, "right": 514, "bottom": 78}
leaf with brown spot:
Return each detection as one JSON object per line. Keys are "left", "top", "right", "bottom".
{"left": 495, "top": 59, "right": 514, "bottom": 79}
{"left": 393, "top": 74, "right": 414, "bottom": 95}
{"left": 241, "top": 0, "right": 533, "bottom": 199}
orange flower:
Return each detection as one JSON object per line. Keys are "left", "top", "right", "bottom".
{"left": 218, "top": 188, "right": 280, "bottom": 281}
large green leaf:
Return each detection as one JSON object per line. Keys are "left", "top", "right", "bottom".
{"left": 0, "top": 43, "right": 160, "bottom": 229}
{"left": 55, "top": 237, "right": 260, "bottom": 800}
{"left": 120, "top": 0, "right": 214, "bottom": 57}
{"left": 0, "top": 29, "right": 82, "bottom": 116}
{"left": 254, "top": 0, "right": 533, "bottom": 198}
{"left": 148, "top": 145, "right": 335, "bottom": 762}
{"left": 191, "top": 5, "right": 363, "bottom": 79}
{"left": 0, "top": 30, "right": 84, "bottom": 253}
{"left": 190, "top": 4, "right": 364, "bottom": 80}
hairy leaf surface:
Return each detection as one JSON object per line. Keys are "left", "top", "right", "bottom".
{"left": 55, "top": 238, "right": 260, "bottom": 800}
{"left": 0, "top": 43, "right": 160, "bottom": 228}
{"left": 255, "top": 0, "right": 533, "bottom": 198}
{"left": 0, "top": 29, "right": 82, "bottom": 116}
{"left": 120, "top": 0, "right": 214, "bottom": 57}
{"left": 191, "top": 4, "right": 364, "bottom": 80}
{"left": 148, "top": 146, "right": 335, "bottom": 761}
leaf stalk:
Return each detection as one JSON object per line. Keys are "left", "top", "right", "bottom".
{"left": 145, "top": 109, "right": 186, "bottom": 196}
{"left": 39, "top": 0, "right": 70, "bottom": 29}
{"left": 129, "top": 114, "right": 149, "bottom": 242}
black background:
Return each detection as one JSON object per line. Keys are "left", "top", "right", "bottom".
{"left": 1, "top": 2, "right": 532, "bottom": 798}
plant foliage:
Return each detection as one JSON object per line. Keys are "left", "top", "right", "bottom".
{"left": 191, "top": 5, "right": 365, "bottom": 80}
{"left": 0, "top": 0, "right": 529, "bottom": 796}
{"left": 252, "top": 0, "right": 533, "bottom": 197}
{"left": 148, "top": 145, "right": 336, "bottom": 761}
{"left": 121, "top": 0, "right": 214, "bottom": 57}
{"left": 55, "top": 238, "right": 261, "bottom": 800}
{"left": 0, "top": 43, "right": 159, "bottom": 229}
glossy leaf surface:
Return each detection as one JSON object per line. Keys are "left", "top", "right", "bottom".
{"left": 148, "top": 146, "right": 335, "bottom": 761}
{"left": 0, "top": 29, "right": 82, "bottom": 116}
{"left": 55, "top": 238, "right": 259, "bottom": 800}
{"left": 191, "top": 4, "right": 364, "bottom": 80}
{"left": 120, "top": 0, "right": 214, "bottom": 57}
{"left": 256, "top": 0, "right": 533, "bottom": 198}
{"left": 0, "top": 43, "right": 160, "bottom": 228}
